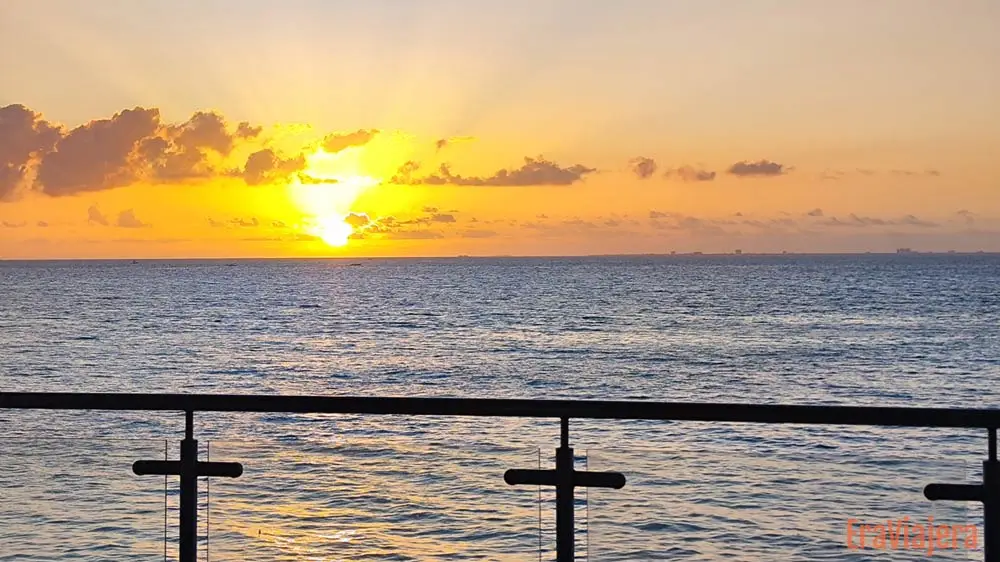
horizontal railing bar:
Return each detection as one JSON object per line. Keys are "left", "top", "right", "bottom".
{"left": 2, "top": 392, "right": 1000, "bottom": 428}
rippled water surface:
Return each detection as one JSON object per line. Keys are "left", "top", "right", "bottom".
{"left": 1, "top": 255, "right": 998, "bottom": 560}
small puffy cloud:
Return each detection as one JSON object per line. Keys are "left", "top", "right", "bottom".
{"left": 899, "top": 214, "right": 937, "bottom": 227}
{"left": 422, "top": 206, "right": 439, "bottom": 213}
{"left": 435, "top": 136, "right": 475, "bottom": 151}
{"left": 171, "top": 111, "right": 235, "bottom": 155}
{"left": 88, "top": 205, "right": 109, "bottom": 226}
{"left": 649, "top": 210, "right": 670, "bottom": 219}
{"left": 956, "top": 210, "right": 976, "bottom": 226}
{"left": 235, "top": 121, "right": 262, "bottom": 139}
{"left": 117, "top": 209, "right": 148, "bottom": 228}
{"left": 36, "top": 221, "right": 49, "bottom": 227}
{"left": 430, "top": 213, "right": 456, "bottom": 223}
{"left": 298, "top": 173, "right": 337, "bottom": 185}
{"left": 387, "top": 230, "right": 444, "bottom": 240}
{"left": 231, "top": 217, "right": 260, "bottom": 228}
{"left": 272, "top": 220, "right": 287, "bottom": 228}
{"left": 1, "top": 221, "right": 26, "bottom": 228}
{"left": 238, "top": 149, "right": 305, "bottom": 185}
{"left": 400, "top": 157, "right": 596, "bottom": 186}
{"left": 344, "top": 213, "right": 371, "bottom": 228}
{"left": 461, "top": 229, "right": 497, "bottom": 238}
{"left": 726, "top": 159, "right": 788, "bottom": 177}
{"left": 628, "top": 157, "right": 657, "bottom": 179}
{"left": 665, "top": 165, "right": 716, "bottom": 182}
{"left": 322, "top": 129, "right": 378, "bottom": 153}
{"left": 806, "top": 208, "right": 824, "bottom": 217}
{"left": 891, "top": 169, "right": 942, "bottom": 178}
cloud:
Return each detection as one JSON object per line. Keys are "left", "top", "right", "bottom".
{"left": 36, "top": 108, "right": 161, "bottom": 196}
{"left": 807, "top": 208, "right": 824, "bottom": 217}
{"left": 272, "top": 220, "right": 287, "bottom": 228}
{"left": 386, "top": 230, "right": 444, "bottom": 240}
{"left": 726, "top": 160, "right": 788, "bottom": 177}
{"left": 170, "top": 111, "right": 236, "bottom": 155}
{"left": 821, "top": 213, "right": 938, "bottom": 228}
{"left": 899, "top": 214, "right": 937, "bottom": 227}
{"left": 435, "top": 136, "right": 475, "bottom": 151}
{"left": 628, "top": 157, "right": 657, "bottom": 179}
{"left": 956, "top": 210, "right": 976, "bottom": 226}
{"left": 891, "top": 169, "right": 942, "bottom": 178}
{"left": 460, "top": 229, "right": 497, "bottom": 238}
{"left": 344, "top": 213, "right": 371, "bottom": 228}
{"left": 117, "top": 209, "right": 148, "bottom": 228}
{"left": 665, "top": 165, "right": 716, "bottom": 182}
{"left": 1, "top": 104, "right": 297, "bottom": 198}
{"left": 36, "top": 221, "right": 48, "bottom": 227}
{"left": 398, "top": 157, "right": 596, "bottom": 186}
{"left": 238, "top": 149, "right": 305, "bottom": 185}
{"left": 430, "top": 213, "right": 456, "bottom": 223}
{"left": 231, "top": 217, "right": 260, "bottom": 227}
{"left": 236, "top": 122, "right": 262, "bottom": 139}
{"left": 87, "top": 205, "right": 109, "bottom": 226}
{"left": 1, "top": 221, "right": 26, "bottom": 228}
{"left": 298, "top": 173, "right": 337, "bottom": 185}
{"left": 649, "top": 210, "right": 671, "bottom": 219}
{"left": 321, "top": 129, "right": 378, "bottom": 153}
{"left": 0, "top": 104, "right": 61, "bottom": 199}
{"left": 422, "top": 206, "right": 439, "bottom": 213}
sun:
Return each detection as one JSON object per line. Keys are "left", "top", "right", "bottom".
{"left": 311, "top": 216, "right": 354, "bottom": 247}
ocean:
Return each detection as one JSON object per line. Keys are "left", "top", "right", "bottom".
{"left": 1, "top": 254, "right": 998, "bottom": 560}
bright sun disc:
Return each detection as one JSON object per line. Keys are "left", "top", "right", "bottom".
{"left": 312, "top": 217, "right": 354, "bottom": 247}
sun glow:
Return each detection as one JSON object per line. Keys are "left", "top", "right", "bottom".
{"left": 310, "top": 215, "right": 354, "bottom": 247}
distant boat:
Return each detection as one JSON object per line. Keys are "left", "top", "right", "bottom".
{"left": 348, "top": 263, "right": 362, "bottom": 267}
{"left": 130, "top": 260, "right": 139, "bottom": 265}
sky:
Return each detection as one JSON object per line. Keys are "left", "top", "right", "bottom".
{"left": 1, "top": 0, "right": 998, "bottom": 258}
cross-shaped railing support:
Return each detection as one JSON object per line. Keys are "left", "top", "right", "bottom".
{"left": 505, "top": 418, "right": 626, "bottom": 562}
{"left": 925, "top": 428, "right": 999, "bottom": 562}
{"left": 132, "top": 411, "right": 243, "bottom": 562}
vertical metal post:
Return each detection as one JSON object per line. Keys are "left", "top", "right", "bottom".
{"left": 985, "top": 428, "right": 998, "bottom": 562}
{"left": 180, "top": 410, "right": 198, "bottom": 562}
{"left": 556, "top": 417, "right": 574, "bottom": 562}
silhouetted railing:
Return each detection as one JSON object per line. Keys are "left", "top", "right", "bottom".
{"left": 1, "top": 392, "right": 998, "bottom": 561}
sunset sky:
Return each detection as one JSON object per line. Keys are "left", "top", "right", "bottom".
{"left": 1, "top": 0, "right": 998, "bottom": 258}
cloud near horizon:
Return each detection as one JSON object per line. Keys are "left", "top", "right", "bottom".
{"left": 726, "top": 160, "right": 789, "bottom": 177}
{"left": 391, "top": 157, "right": 596, "bottom": 186}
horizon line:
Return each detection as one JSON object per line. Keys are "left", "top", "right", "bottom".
{"left": 2, "top": 250, "right": 998, "bottom": 262}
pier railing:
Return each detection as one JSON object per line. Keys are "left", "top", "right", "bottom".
{"left": 1, "top": 392, "right": 998, "bottom": 561}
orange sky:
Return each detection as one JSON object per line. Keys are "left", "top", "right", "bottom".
{"left": 1, "top": 1, "right": 998, "bottom": 258}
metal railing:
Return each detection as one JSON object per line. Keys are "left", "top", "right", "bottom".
{"left": 2, "top": 392, "right": 999, "bottom": 561}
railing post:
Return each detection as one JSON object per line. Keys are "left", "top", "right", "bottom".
{"left": 133, "top": 411, "right": 242, "bottom": 562}
{"left": 556, "top": 417, "right": 574, "bottom": 562}
{"left": 925, "top": 427, "right": 1000, "bottom": 562}
{"left": 180, "top": 410, "right": 198, "bottom": 562}
{"left": 505, "top": 417, "right": 625, "bottom": 561}
{"left": 985, "top": 428, "right": 999, "bottom": 562}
